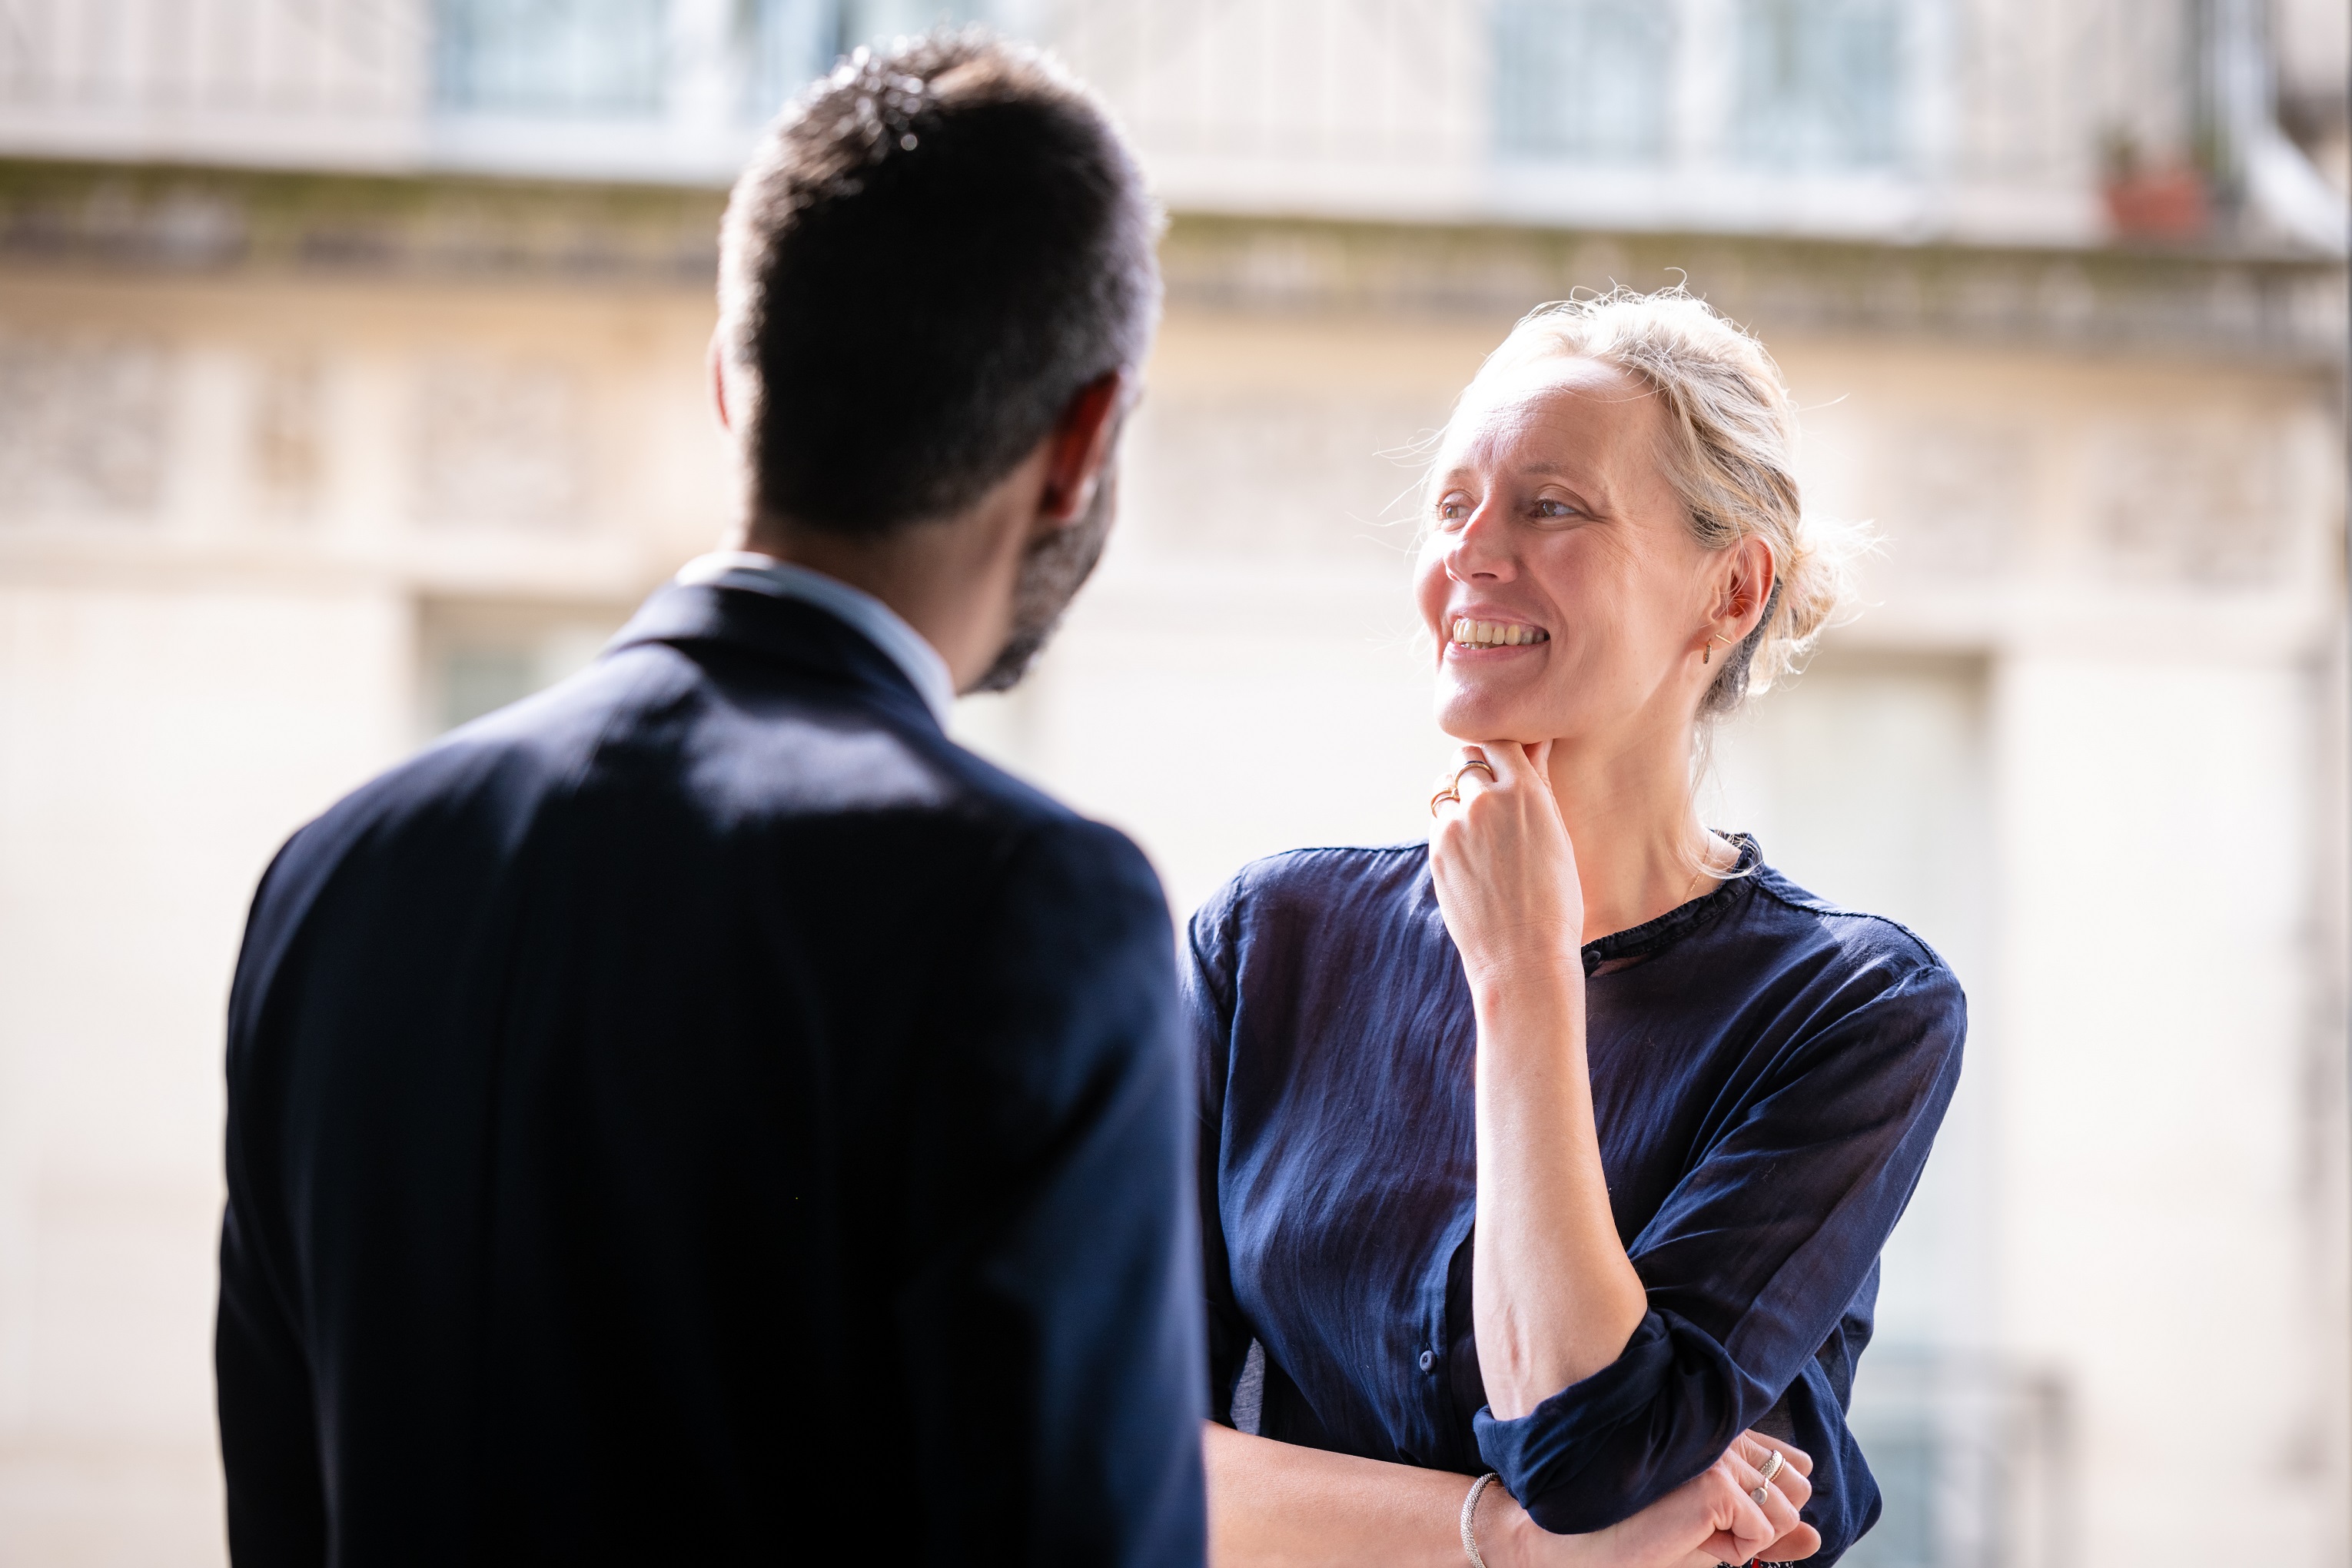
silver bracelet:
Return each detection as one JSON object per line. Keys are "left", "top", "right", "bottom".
{"left": 1460, "top": 1471, "right": 1502, "bottom": 1568}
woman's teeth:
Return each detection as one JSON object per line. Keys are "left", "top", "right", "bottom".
{"left": 1451, "top": 619, "right": 1548, "bottom": 647}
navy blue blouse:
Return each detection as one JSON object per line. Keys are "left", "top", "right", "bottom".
{"left": 1184, "top": 837, "right": 1964, "bottom": 1563}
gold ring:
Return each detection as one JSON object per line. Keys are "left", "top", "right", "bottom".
{"left": 1430, "top": 788, "right": 1460, "bottom": 816}
{"left": 1451, "top": 759, "right": 1497, "bottom": 789}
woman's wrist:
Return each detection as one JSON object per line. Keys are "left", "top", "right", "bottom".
{"left": 1469, "top": 1480, "right": 1513, "bottom": 1568}
{"left": 1475, "top": 1485, "right": 1559, "bottom": 1568}
{"left": 1463, "top": 953, "right": 1583, "bottom": 1021}
{"left": 1459, "top": 910, "right": 1583, "bottom": 965}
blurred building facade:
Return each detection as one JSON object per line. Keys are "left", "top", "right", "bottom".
{"left": 0, "top": 2, "right": 2345, "bottom": 1565}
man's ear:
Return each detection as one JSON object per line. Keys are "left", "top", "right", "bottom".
{"left": 709, "top": 333, "right": 733, "bottom": 434}
{"left": 1037, "top": 370, "right": 1131, "bottom": 527}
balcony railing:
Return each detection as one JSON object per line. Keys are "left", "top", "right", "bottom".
{"left": 0, "top": 0, "right": 424, "bottom": 118}
{"left": 0, "top": 0, "right": 2335, "bottom": 250}
{"left": 1844, "top": 1350, "right": 2073, "bottom": 1568}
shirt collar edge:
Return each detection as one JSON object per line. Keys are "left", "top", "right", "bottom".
{"left": 674, "top": 551, "right": 957, "bottom": 729}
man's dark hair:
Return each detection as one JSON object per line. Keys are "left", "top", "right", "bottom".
{"left": 717, "top": 32, "right": 1161, "bottom": 536}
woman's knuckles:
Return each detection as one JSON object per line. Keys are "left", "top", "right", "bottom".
{"left": 1699, "top": 1463, "right": 1749, "bottom": 1520}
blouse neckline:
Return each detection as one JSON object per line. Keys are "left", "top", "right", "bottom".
{"left": 1577, "top": 832, "right": 1762, "bottom": 977}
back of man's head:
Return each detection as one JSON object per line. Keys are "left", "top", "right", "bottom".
{"left": 717, "top": 33, "right": 1161, "bottom": 537}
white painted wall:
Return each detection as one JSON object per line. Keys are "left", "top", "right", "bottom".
{"left": 0, "top": 583, "right": 412, "bottom": 1566}
{"left": 1995, "top": 651, "right": 2334, "bottom": 1565}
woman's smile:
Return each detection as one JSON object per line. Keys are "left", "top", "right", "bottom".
{"left": 1447, "top": 616, "right": 1552, "bottom": 653}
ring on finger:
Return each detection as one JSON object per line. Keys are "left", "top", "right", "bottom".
{"left": 1750, "top": 1483, "right": 1772, "bottom": 1508}
{"left": 1430, "top": 788, "right": 1461, "bottom": 816}
{"left": 1451, "top": 758, "right": 1497, "bottom": 790}
{"left": 1756, "top": 1449, "right": 1783, "bottom": 1489}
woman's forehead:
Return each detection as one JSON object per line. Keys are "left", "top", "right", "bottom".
{"left": 1441, "top": 354, "right": 1658, "bottom": 469}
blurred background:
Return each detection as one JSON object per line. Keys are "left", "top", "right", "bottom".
{"left": 0, "top": 2, "right": 2345, "bottom": 1564}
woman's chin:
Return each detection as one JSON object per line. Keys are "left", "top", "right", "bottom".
{"left": 1433, "top": 688, "right": 1550, "bottom": 744}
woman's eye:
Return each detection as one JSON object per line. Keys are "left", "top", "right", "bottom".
{"left": 1533, "top": 499, "right": 1577, "bottom": 520}
{"left": 1435, "top": 499, "right": 1471, "bottom": 527}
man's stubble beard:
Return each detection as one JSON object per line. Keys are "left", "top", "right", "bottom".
{"left": 969, "top": 467, "right": 1118, "bottom": 695}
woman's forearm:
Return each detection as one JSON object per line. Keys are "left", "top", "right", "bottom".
{"left": 1470, "top": 965, "right": 1649, "bottom": 1419}
{"left": 1423, "top": 741, "right": 1651, "bottom": 1422}
{"left": 1207, "top": 1422, "right": 1802, "bottom": 1568}
{"left": 1204, "top": 1422, "right": 1476, "bottom": 1568}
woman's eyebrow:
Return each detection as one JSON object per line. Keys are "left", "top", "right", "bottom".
{"left": 1512, "top": 461, "right": 1609, "bottom": 497}
{"left": 1430, "top": 456, "right": 1606, "bottom": 493}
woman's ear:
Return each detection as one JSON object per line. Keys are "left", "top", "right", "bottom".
{"left": 1722, "top": 536, "right": 1776, "bottom": 636}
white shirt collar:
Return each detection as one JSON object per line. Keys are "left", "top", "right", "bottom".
{"left": 673, "top": 551, "right": 957, "bottom": 728}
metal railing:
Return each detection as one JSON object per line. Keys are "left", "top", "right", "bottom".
{"left": 0, "top": 0, "right": 425, "bottom": 115}
{"left": 0, "top": 0, "right": 2278, "bottom": 244}
{"left": 1844, "top": 1350, "right": 2073, "bottom": 1568}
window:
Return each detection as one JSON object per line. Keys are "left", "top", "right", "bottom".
{"left": 1714, "top": 653, "right": 2011, "bottom": 1567}
{"left": 434, "top": 0, "right": 669, "bottom": 117}
{"left": 1493, "top": 0, "right": 1676, "bottom": 163}
{"left": 746, "top": 0, "right": 841, "bottom": 119}
{"left": 420, "top": 601, "right": 629, "bottom": 735}
{"left": 838, "top": 1, "right": 980, "bottom": 52}
{"left": 742, "top": 2, "right": 990, "bottom": 124}
{"left": 1730, "top": 0, "right": 1905, "bottom": 169}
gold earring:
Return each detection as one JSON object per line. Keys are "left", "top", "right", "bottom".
{"left": 1704, "top": 633, "right": 1732, "bottom": 665}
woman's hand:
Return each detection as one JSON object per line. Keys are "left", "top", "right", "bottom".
{"left": 1692, "top": 1432, "right": 1818, "bottom": 1567}
{"left": 1479, "top": 1432, "right": 1819, "bottom": 1568}
{"left": 1427, "top": 740, "right": 1582, "bottom": 988}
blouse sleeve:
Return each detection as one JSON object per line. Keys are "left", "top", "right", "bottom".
{"left": 1474, "top": 949, "right": 1965, "bottom": 1554}
{"left": 1182, "top": 882, "right": 1256, "bottom": 1427}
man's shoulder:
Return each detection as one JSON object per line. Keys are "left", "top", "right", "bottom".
{"left": 264, "top": 636, "right": 1114, "bottom": 922}
{"left": 236, "top": 640, "right": 1155, "bottom": 1035}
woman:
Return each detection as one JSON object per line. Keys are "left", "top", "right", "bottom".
{"left": 1188, "top": 290, "right": 1965, "bottom": 1567}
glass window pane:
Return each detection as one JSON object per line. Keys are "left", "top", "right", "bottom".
{"left": 839, "top": 1, "right": 978, "bottom": 53}
{"left": 746, "top": 0, "right": 841, "bottom": 120}
{"left": 1494, "top": 0, "right": 1675, "bottom": 164}
{"left": 435, "top": 0, "right": 669, "bottom": 117}
{"left": 1731, "top": 0, "right": 1905, "bottom": 169}
{"left": 422, "top": 603, "right": 626, "bottom": 735}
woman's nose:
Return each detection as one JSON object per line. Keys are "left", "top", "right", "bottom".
{"left": 1445, "top": 503, "right": 1515, "bottom": 582}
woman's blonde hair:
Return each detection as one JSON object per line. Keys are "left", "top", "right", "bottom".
{"left": 1461, "top": 287, "right": 1858, "bottom": 719}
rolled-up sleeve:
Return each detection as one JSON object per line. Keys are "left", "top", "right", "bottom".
{"left": 1475, "top": 957, "right": 1965, "bottom": 1554}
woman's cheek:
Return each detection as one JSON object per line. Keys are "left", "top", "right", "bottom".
{"left": 1412, "top": 551, "right": 1449, "bottom": 629}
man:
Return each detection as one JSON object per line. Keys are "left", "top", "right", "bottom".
{"left": 215, "top": 35, "right": 1202, "bottom": 1565}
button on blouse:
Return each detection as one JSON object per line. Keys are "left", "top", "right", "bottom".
{"left": 1184, "top": 837, "right": 1965, "bottom": 1563}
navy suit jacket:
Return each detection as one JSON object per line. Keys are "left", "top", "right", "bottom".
{"left": 216, "top": 582, "right": 1207, "bottom": 1566}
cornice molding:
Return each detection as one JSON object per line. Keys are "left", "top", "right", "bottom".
{"left": 1159, "top": 214, "right": 2350, "bottom": 366}
{"left": 0, "top": 159, "right": 2341, "bottom": 364}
